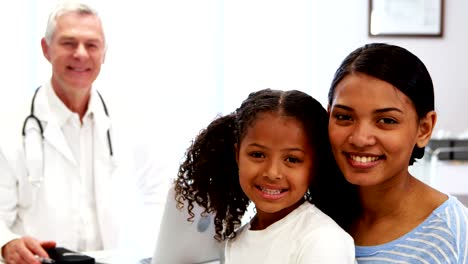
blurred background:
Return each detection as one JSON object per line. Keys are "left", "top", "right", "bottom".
{"left": 1, "top": 0, "right": 467, "bottom": 203}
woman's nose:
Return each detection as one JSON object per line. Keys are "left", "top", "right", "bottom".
{"left": 348, "top": 123, "right": 376, "bottom": 147}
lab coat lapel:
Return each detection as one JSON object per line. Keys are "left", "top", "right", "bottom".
{"left": 93, "top": 105, "right": 113, "bottom": 168}
{"left": 93, "top": 99, "right": 119, "bottom": 248}
{"left": 35, "top": 86, "right": 77, "bottom": 165}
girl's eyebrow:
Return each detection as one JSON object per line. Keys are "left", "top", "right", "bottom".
{"left": 247, "top": 143, "right": 305, "bottom": 153}
{"left": 247, "top": 143, "right": 266, "bottom": 148}
{"left": 283, "top": 148, "right": 305, "bottom": 153}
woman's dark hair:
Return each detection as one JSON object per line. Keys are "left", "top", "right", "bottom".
{"left": 328, "top": 43, "right": 435, "bottom": 165}
{"left": 175, "top": 88, "right": 359, "bottom": 241}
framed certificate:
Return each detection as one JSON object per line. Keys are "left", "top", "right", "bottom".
{"left": 369, "top": 0, "right": 444, "bottom": 37}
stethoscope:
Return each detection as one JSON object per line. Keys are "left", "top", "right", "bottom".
{"left": 22, "top": 86, "right": 113, "bottom": 186}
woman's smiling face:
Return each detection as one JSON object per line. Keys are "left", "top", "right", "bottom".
{"left": 328, "top": 73, "right": 425, "bottom": 187}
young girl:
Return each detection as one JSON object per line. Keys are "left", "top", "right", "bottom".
{"left": 328, "top": 43, "right": 468, "bottom": 263}
{"left": 175, "top": 88, "right": 357, "bottom": 263}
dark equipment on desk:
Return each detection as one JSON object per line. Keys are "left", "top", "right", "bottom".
{"left": 46, "top": 247, "right": 95, "bottom": 264}
{"left": 427, "top": 139, "right": 468, "bottom": 161}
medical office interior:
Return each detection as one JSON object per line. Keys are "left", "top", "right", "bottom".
{"left": 1, "top": 0, "right": 468, "bottom": 260}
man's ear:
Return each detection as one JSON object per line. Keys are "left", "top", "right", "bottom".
{"left": 41, "top": 38, "right": 51, "bottom": 62}
{"left": 102, "top": 47, "right": 107, "bottom": 64}
{"left": 416, "top": 111, "right": 437, "bottom": 148}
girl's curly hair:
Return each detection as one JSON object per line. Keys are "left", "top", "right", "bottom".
{"left": 175, "top": 88, "right": 359, "bottom": 241}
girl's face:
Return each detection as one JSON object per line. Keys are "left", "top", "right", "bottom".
{"left": 328, "top": 73, "right": 434, "bottom": 187}
{"left": 237, "top": 112, "right": 314, "bottom": 225}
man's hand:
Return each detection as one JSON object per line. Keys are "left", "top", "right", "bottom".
{"left": 1, "top": 236, "right": 56, "bottom": 264}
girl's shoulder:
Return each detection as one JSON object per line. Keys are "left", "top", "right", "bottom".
{"left": 296, "top": 202, "right": 353, "bottom": 241}
{"left": 295, "top": 203, "right": 355, "bottom": 263}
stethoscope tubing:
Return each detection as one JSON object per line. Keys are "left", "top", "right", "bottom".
{"left": 22, "top": 86, "right": 113, "bottom": 157}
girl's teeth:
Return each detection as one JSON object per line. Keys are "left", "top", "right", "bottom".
{"left": 261, "top": 187, "right": 281, "bottom": 195}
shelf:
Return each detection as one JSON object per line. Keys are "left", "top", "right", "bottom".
{"left": 427, "top": 139, "right": 468, "bottom": 161}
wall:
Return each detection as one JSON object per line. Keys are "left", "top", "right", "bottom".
{"left": 1, "top": 0, "right": 467, "bottom": 168}
{"left": 307, "top": 0, "right": 468, "bottom": 137}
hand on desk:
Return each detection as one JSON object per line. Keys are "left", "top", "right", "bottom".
{"left": 1, "top": 236, "right": 56, "bottom": 264}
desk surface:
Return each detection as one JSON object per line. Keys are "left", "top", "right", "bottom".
{"left": 82, "top": 250, "right": 114, "bottom": 263}
{"left": 2, "top": 250, "right": 224, "bottom": 264}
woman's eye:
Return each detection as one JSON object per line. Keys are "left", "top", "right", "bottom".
{"left": 334, "top": 114, "right": 352, "bottom": 121}
{"left": 378, "top": 118, "right": 397, "bottom": 124}
{"left": 249, "top": 152, "right": 264, "bottom": 159}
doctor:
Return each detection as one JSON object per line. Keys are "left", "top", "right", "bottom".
{"left": 0, "top": 1, "right": 168, "bottom": 263}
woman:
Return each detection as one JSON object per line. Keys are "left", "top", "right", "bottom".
{"left": 328, "top": 43, "right": 468, "bottom": 263}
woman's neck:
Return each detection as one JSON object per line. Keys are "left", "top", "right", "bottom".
{"left": 352, "top": 176, "right": 447, "bottom": 245}
{"left": 359, "top": 175, "right": 417, "bottom": 221}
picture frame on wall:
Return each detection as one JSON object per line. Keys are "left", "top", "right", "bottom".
{"left": 368, "top": 0, "right": 444, "bottom": 37}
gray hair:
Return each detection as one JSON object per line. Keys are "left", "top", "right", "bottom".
{"left": 44, "top": 1, "right": 105, "bottom": 45}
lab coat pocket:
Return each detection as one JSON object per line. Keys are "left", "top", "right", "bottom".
{"left": 17, "top": 174, "right": 39, "bottom": 209}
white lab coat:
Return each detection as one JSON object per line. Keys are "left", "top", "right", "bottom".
{"left": 0, "top": 82, "right": 170, "bottom": 262}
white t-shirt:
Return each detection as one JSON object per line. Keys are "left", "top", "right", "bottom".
{"left": 224, "top": 201, "right": 356, "bottom": 264}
